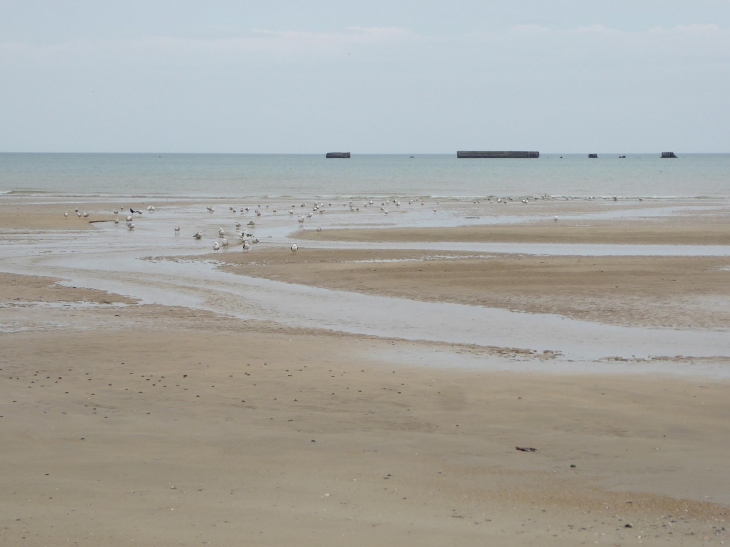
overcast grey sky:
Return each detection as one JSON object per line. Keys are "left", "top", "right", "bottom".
{"left": 1, "top": 1, "right": 728, "bottom": 153}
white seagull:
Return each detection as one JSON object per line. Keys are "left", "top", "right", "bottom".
{"left": 291, "top": 244, "right": 298, "bottom": 252}
{"left": 213, "top": 241, "right": 220, "bottom": 251}
{"left": 174, "top": 224, "right": 180, "bottom": 233}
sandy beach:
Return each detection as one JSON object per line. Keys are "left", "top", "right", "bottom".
{"left": 1, "top": 195, "right": 729, "bottom": 545}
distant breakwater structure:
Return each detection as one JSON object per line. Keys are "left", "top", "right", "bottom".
{"left": 326, "top": 152, "right": 350, "bottom": 159}
{"left": 457, "top": 151, "right": 539, "bottom": 159}
{"left": 662, "top": 152, "right": 678, "bottom": 158}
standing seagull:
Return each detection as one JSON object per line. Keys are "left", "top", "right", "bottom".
{"left": 174, "top": 225, "right": 180, "bottom": 233}
{"left": 213, "top": 241, "right": 220, "bottom": 252}
{"left": 290, "top": 244, "right": 298, "bottom": 253}
{"left": 64, "top": 211, "right": 68, "bottom": 218}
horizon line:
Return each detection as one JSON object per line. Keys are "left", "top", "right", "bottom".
{"left": 1, "top": 151, "right": 725, "bottom": 156}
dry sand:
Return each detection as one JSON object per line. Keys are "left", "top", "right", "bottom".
{"left": 1, "top": 272, "right": 729, "bottom": 546}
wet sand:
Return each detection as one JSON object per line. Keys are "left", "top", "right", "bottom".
{"left": 212, "top": 249, "right": 730, "bottom": 329}
{"left": 296, "top": 218, "right": 730, "bottom": 245}
{"left": 1, "top": 197, "right": 729, "bottom": 545}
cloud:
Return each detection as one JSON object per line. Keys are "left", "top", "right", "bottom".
{"left": 0, "top": 25, "right": 419, "bottom": 68}
{"left": 0, "top": 22, "right": 726, "bottom": 70}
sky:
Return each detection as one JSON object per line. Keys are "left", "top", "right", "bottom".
{"left": 1, "top": 1, "right": 728, "bottom": 153}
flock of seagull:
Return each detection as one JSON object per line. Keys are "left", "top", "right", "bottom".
{"left": 65, "top": 196, "right": 569, "bottom": 253}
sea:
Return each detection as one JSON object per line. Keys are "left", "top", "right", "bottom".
{"left": 1, "top": 153, "right": 729, "bottom": 199}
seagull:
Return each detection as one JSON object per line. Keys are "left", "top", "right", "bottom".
{"left": 213, "top": 241, "right": 220, "bottom": 251}
{"left": 316, "top": 226, "right": 322, "bottom": 232}
{"left": 207, "top": 206, "right": 215, "bottom": 213}
{"left": 242, "top": 241, "right": 250, "bottom": 251}
{"left": 174, "top": 224, "right": 180, "bottom": 233}
{"left": 218, "top": 228, "right": 225, "bottom": 236}
{"left": 64, "top": 211, "right": 68, "bottom": 218}
{"left": 127, "top": 222, "right": 135, "bottom": 230}
{"left": 114, "top": 218, "right": 119, "bottom": 224}
{"left": 113, "top": 209, "right": 118, "bottom": 215}
{"left": 291, "top": 244, "right": 298, "bottom": 252}
{"left": 247, "top": 220, "right": 255, "bottom": 226}
{"left": 221, "top": 238, "right": 229, "bottom": 247}
{"left": 83, "top": 211, "right": 90, "bottom": 218}
{"left": 77, "top": 211, "right": 82, "bottom": 217}
{"left": 74, "top": 207, "right": 79, "bottom": 213}
{"left": 126, "top": 215, "right": 133, "bottom": 222}
{"left": 298, "top": 216, "right": 304, "bottom": 223}
{"left": 193, "top": 231, "right": 203, "bottom": 240}
{"left": 289, "top": 210, "right": 294, "bottom": 215}
{"left": 554, "top": 216, "right": 558, "bottom": 222}
{"left": 147, "top": 205, "right": 155, "bottom": 211}
{"left": 235, "top": 221, "right": 241, "bottom": 228}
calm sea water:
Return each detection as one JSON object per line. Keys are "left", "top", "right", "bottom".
{"left": 1, "top": 153, "right": 728, "bottom": 199}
